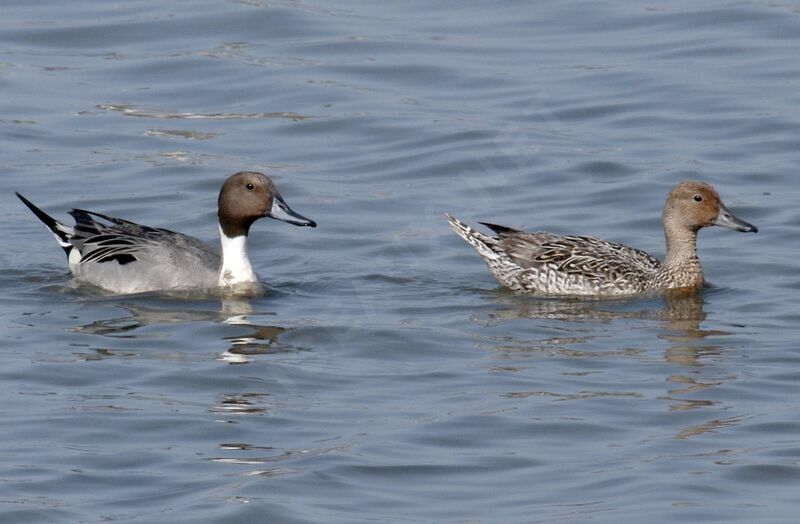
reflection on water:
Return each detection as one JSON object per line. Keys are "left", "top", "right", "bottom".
{"left": 95, "top": 103, "right": 312, "bottom": 121}
{"left": 144, "top": 129, "right": 218, "bottom": 140}
{"left": 72, "top": 304, "right": 221, "bottom": 336}
{"left": 488, "top": 291, "right": 707, "bottom": 325}
{"left": 502, "top": 390, "right": 641, "bottom": 401}
{"left": 71, "top": 301, "right": 296, "bottom": 364}
{"left": 675, "top": 415, "right": 745, "bottom": 440}
{"left": 212, "top": 392, "right": 273, "bottom": 416}
{"left": 219, "top": 324, "right": 291, "bottom": 364}
{"left": 485, "top": 290, "right": 739, "bottom": 437}
{"left": 209, "top": 443, "right": 348, "bottom": 479}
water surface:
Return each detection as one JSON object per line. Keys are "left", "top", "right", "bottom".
{"left": 1, "top": 1, "right": 799, "bottom": 522}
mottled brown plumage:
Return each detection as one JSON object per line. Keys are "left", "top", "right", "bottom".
{"left": 446, "top": 181, "right": 757, "bottom": 296}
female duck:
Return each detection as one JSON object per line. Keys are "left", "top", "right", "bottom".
{"left": 446, "top": 181, "right": 757, "bottom": 296}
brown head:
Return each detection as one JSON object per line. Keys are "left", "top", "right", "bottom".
{"left": 217, "top": 171, "right": 316, "bottom": 238}
{"left": 662, "top": 181, "right": 757, "bottom": 235}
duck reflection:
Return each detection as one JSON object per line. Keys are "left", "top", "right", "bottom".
{"left": 489, "top": 289, "right": 707, "bottom": 325}
{"left": 486, "top": 290, "right": 736, "bottom": 437}
{"left": 211, "top": 392, "right": 273, "bottom": 415}
{"left": 73, "top": 304, "right": 222, "bottom": 336}
{"left": 487, "top": 291, "right": 721, "bottom": 363}
{"left": 71, "top": 299, "right": 295, "bottom": 364}
{"left": 218, "top": 323, "right": 289, "bottom": 365}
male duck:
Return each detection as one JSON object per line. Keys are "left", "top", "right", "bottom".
{"left": 17, "top": 171, "right": 316, "bottom": 294}
{"left": 446, "top": 181, "right": 757, "bottom": 296}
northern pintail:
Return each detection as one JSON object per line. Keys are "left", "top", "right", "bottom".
{"left": 17, "top": 171, "right": 316, "bottom": 294}
{"left": 446, "top": 181, "right": 757, "bottom": 296}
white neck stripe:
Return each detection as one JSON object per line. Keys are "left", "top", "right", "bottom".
{"left": 218, "top": 225, "right": 257, "bottom": 287}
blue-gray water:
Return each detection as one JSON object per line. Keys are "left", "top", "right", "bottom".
{"left": 2, "top": 1, "right": 799, "bottom": 522}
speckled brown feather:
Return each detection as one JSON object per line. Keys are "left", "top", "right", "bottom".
{"left": 445, "top": 181, "right": 757, "bottom": 296}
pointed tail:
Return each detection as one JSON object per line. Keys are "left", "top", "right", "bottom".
{"left": 444, "top": 213, "right": 501, "bottom": 260}
{"left": 16, "top": 192, "right": 73, "bottom": 254}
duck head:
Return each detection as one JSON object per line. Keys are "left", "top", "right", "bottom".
{"left": 218, "top": 171, "right": 316, "bottom": 238}
{"left": 663, "top": 181, "right": 757, "bottom": 234}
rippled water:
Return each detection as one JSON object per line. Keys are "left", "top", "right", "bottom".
{"left": 2, "top": 1, "right": 800, "bottom": 522}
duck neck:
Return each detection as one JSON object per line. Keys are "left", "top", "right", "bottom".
{"left": 218, "top": 225, "right": 257, "bottom": 287}
{"left": 661, "top": 225, "right": 703, "bottom": 286}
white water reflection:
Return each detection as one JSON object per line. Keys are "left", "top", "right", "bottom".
{"left": 95, "top": 103, "right": 312, "bottom": 121}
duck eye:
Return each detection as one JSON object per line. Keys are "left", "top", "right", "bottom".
{"left": 246, "top": 183, "right": 254, "bottom": 190}
{"left": 693, "top": 194, "right": 703, "bottom": 202}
